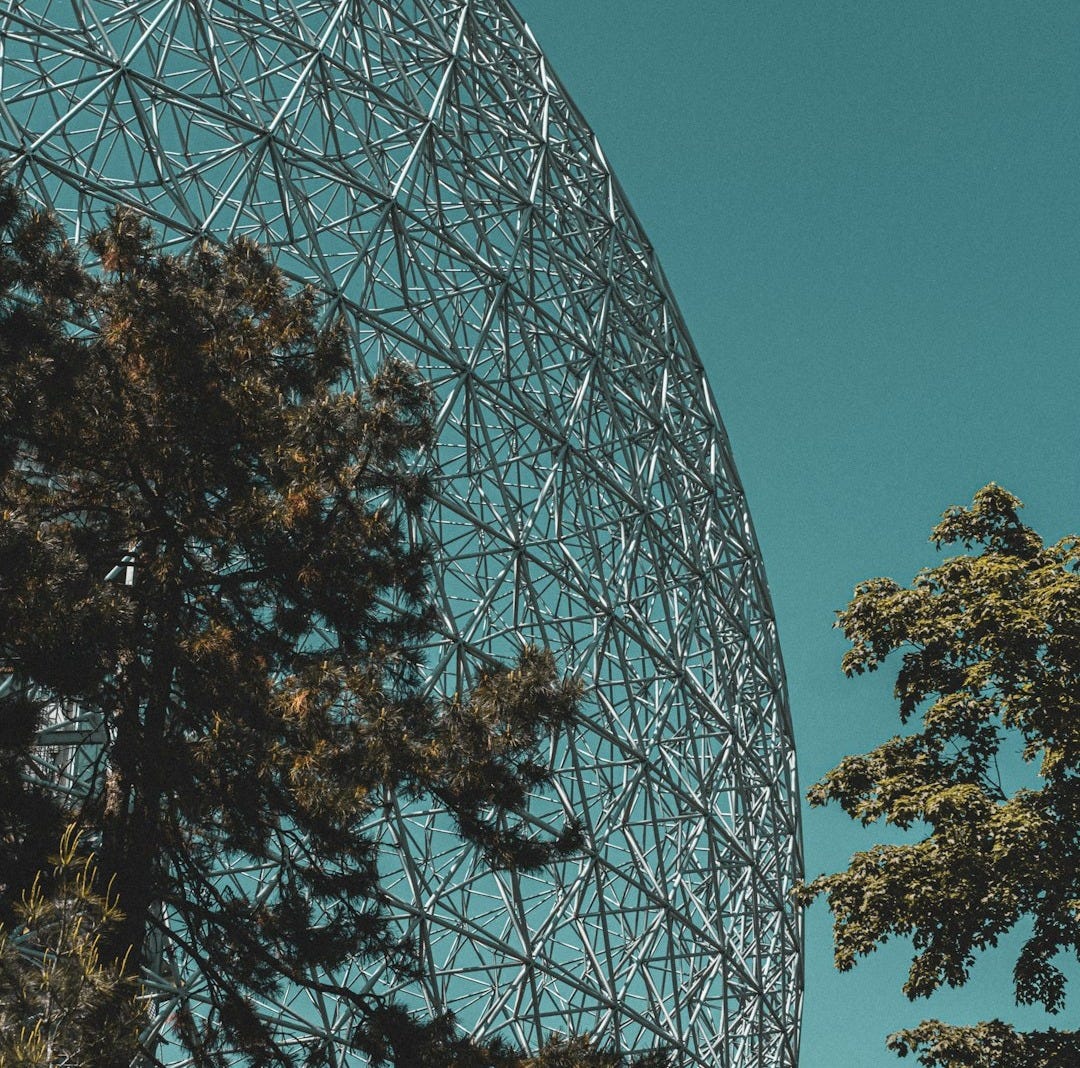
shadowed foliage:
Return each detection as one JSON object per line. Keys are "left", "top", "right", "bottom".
{"left": 0, "top": 182, "right": 677, "bottom": 1067}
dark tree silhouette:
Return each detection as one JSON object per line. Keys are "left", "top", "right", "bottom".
{"left": 0, "top": 183, "right": 630, "bottom": 1067}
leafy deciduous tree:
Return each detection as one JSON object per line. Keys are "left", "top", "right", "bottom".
{"left": 797, "top": 484, "right": 1080, "bottom": 1067}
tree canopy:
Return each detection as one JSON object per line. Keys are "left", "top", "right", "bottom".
{"left": 0, "top": 183, "right": 664, "bottom": 1067}
{"left": 798, "top": 484, "right": 1080, "bottom": 1068}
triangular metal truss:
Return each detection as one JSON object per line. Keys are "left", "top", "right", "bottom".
{"left": 0, "top": 1, "right": 802, "bottom": 1064}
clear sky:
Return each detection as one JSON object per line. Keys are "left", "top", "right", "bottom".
{"left": 513, "top": 2, "right": 1080, "bottom": 1065}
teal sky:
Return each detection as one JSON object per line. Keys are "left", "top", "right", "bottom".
{"left": 514, "top": 3, "right": 1080, "bottom": 1065}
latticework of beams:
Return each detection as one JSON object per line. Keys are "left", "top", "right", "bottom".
{"left": 0, "top": 1, "right": 802, "bottom": 1064}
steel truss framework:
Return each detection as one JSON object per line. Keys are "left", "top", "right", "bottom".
{"left": 0, "top": 1, "right": 802, "bottom": 1064}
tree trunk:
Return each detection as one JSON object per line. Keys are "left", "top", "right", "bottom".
{"left": 98, "top": 564, "right": 182, "bottom": 978}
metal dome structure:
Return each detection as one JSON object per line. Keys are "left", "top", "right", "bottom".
{"left": 0, "top": 1, "right": 802, "bottom": 1064}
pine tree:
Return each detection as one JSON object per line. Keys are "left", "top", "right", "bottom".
{"left": 0, "top": 183, "right": 598, "bottom": 1067}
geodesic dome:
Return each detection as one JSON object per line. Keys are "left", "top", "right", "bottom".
{"left": 0, "top": 1, "right": 802, "bottom": 1064}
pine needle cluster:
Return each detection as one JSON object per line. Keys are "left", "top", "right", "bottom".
{"left": 0, "top": 826, "right": 143, "bottom": 1067}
